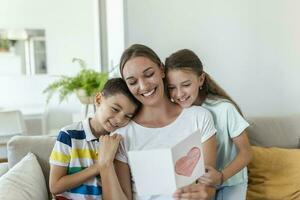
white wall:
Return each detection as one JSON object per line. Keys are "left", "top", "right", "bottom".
{"left": 124, "top": 0, "right": 300, "bottom": 117}
{"left": 0, "top": 0, "right": 100, "bottom": 75}
{"left": 0, "top": 0, "right": 101, "bottom": 132}
{"left": 106, "top": 0, "right": 125, "bottom": 71}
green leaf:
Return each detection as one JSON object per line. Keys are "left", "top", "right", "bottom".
{"left": 43, "top": 59, "right": 108, "bottom": 104}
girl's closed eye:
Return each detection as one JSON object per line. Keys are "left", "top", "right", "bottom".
{"left": 111, "top": 107, "right": 119, "bottom": 113}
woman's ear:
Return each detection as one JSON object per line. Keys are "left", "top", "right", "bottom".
{"left": 95, "top": 92, "right": 102, "bottom": 106}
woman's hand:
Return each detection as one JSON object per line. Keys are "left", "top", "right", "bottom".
{"left": 98, "top": 134, "right": 122, "bottom": 168}
{"left": 173, "top": 182, "right": 215, "bottom": 200}
{"left": 197, "top": 165, "right": 222, "bottom": 187}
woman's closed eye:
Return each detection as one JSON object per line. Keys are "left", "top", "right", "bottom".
{"left": 182, "top": 83, "right": 191, "bottom": 87}
{"left": 144, "top": 72, "right": 154, "bottom": 78}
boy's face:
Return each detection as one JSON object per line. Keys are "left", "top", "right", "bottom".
{"left": 95, "top": 93, "right": 137, "bottom": 132}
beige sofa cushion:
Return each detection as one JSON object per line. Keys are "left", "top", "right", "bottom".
{"left": 247, "top": 115, "right": 300, "bottom": 148}
{"left": 0, "top": 152, "right": 48, "bottom": 200}
{"left": 7, "top": 135, "right": 56, "bottom": 198}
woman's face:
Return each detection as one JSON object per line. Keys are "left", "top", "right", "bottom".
{"left": 166, "top": 69, "right": 204, "bottom": 108}
{"left": 122, "top": 56, "right": 165, "bottom": 106}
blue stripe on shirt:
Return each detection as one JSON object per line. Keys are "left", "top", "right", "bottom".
{"left": 67, "top": 130, "right": 86, "bottom": 140}
{"left": 69, "top": 184, "right": 102, "bottom": 195}
{"left": 57, "top": 131, "right": 72, "bottom": 147}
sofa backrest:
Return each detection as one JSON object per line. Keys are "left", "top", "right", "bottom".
{"left": 247, "top": 115, "right": 300, "bottom": 149}
{"left": 7, "top": 135, "right": 56, "bottom": 197}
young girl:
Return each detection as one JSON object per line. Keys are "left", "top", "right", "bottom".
{"left": 165, "top": 49, "right": 252, "bottom": 200}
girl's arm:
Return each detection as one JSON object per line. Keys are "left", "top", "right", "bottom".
{"left": 98, "top": 134, "right": 132, "bottom": 200}
{"left": 200, "top": 131, "right": 252, "bottom": 186}
{"left": 49, "top": 164, "right": 99, "bottom": 195}
{"left": 220, "top": 131, "right": 252, "bottom": 182}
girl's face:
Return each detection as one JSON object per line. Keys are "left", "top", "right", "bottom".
{"left": 166, "top": 69, "right": 204, "bottom": 108}
{"left": 122, "top": 56, "right": 165, "bottom": 106}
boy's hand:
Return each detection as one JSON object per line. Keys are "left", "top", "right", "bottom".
{"left": 197, "top": 165, "right": 222, "bottom": 187}
{"left": 97, "top": 134, "right": 122, "bottom": 168}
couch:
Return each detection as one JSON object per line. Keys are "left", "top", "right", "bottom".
{"left": 246, "top": 115, "right": 300, "bottom": 199}
{"left": 0, "top": 115, "right": 299, "bottom": 200}
{"left": 0, "top": 135, "right": 56, "bottom": 199}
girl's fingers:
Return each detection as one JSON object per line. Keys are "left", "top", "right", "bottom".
{"left": 205, "top": 165, "right": 214, "bottom": 171}
{"left": 202, "top": 173, "right": 211, "bottom": 178}
{"left": 198, "top": 177, "right": 211, "bottom": 183}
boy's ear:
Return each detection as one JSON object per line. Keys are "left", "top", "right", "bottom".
{"left": 95, "top": 92, "right": 103, "bottom": 106}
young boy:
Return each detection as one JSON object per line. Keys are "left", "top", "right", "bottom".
{"left": 49, "top": 78, "right": 140, "bottom": 200}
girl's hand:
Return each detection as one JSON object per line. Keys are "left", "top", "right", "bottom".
{"left": 197, "top": 165, "right": 222, "bottom": 187}
{"left": 98, "top": 134, "right": 122, "bottom": 168}
{"left": 173, "top": 182, "right": 215, "bottom": 200}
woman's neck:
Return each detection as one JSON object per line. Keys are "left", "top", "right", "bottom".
{"left": 134, "top": 96, "right": 182, "bottom": 128}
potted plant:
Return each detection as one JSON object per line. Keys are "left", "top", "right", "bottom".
{"left": 43, "top": 58, "right": 108, "bottom": 104}
{"left": 0, "top": 38, "right": 10, "bottom": 52}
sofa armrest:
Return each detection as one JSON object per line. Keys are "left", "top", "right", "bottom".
{"left": 7, "top": 135, "right": 56, "bottom": 199}
{"left": 0, "top": 162, "right": 8, "bottom": 177}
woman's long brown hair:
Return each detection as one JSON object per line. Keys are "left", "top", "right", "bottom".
{"left": 119, "top": 44, "right": 162, "bottom": 78}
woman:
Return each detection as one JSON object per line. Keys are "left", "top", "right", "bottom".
{"left": 98, "top": 44, "right": 217, "bottom": 200}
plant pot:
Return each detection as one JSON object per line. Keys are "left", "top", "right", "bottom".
{"left": 76, "top": 89, "right": 94, "bottom": 104}
{"left": 0, "top": 48, "right": 9, "bottom": 52}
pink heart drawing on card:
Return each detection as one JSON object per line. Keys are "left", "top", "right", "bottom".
{"left": 175, "top": 147, "right": 201, "bottom": 177}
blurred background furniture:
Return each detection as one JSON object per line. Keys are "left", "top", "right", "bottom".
{"left": 2, "top": 105, "right": 47, "bottom": 135}
{"left": 0, "top": 110, "right": 27, "bottom": 161}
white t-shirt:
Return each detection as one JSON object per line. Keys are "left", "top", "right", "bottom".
{"left": 203, "top": 99, "right": 249, "bottom": 187}
{"left": 112, "top": 106, "right": 216, "bottom": 200}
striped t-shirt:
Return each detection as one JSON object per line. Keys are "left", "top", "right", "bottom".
{"left": 50, "top": 118, "right": 102, "bottom": 200}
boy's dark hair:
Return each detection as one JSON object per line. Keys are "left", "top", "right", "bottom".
{"left": 102, "top": 78, "right": 141, "bottom": 111}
